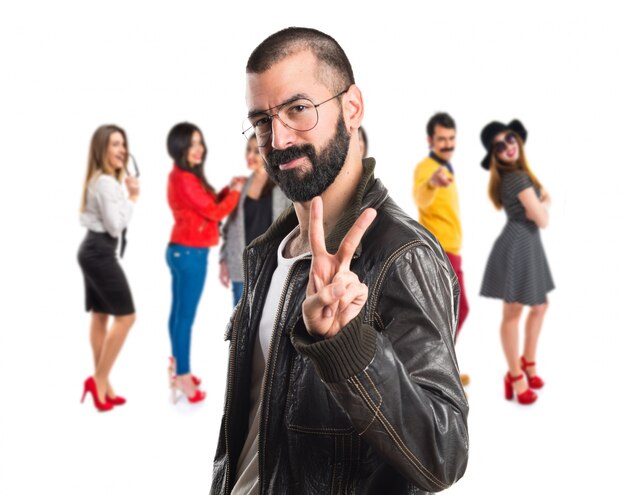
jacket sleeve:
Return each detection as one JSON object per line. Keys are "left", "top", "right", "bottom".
{"left": 217, "top": 186, "right": 231, "bottom": 201}
{"left": 291, "top": 244, "right": 469, "bottom": 492}
{"left": 180, "top": 175, "right": 240, "bottom": 222}
{"left": 413, "top": 161, "right": 438, "bottom": 209}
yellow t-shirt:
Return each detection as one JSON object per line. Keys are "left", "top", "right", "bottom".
{"left": 413, "top": 156, "right": 462, "bottom": 255}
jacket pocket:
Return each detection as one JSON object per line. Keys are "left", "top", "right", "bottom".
{"left": 285, "top": 353, "right": 354, "bottom": 434}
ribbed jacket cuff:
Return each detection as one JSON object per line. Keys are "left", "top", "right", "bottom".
{"left": 291, "top": 315, "right": 378, "bottom": 383}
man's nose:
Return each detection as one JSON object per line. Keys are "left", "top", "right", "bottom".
{"left": 270, "top": 116, "right": 297, "bottom": 150}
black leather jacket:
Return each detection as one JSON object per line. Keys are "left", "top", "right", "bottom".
{"left": 211, "top": 159, "right": 469, "bottom": 494}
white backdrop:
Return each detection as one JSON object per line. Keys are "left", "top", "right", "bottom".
{"left": 1, "top": 1, "right": 625, "bottom": 494}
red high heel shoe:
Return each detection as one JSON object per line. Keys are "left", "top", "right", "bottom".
{"left": 168, "top": 357, "right": 201, "bottom": 386}
{"left": 504, "top": 373, "right": 537, "bottom": 405}
{"left": 170, "top": 375, "right": 206, "bottom": 404}
{"left": 185, "top": 389, "right": 206, "bottom": 404}
{"left": 81, "top": 377, "right": 113, "bottom": 412}
{"left": 521, "top": 356, "right": 544, "bottom": 389}
{"left": 106, "top": 395, "right": 126, "bottom": 406}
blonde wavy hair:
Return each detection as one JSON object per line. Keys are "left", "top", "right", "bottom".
{"left": 80, "top": 125, "right": 128, "bottom": 212}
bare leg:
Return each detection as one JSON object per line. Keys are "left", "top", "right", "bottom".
{"left": 522, "top": 301, "right": 548, "bottom": 377}
{"left": 93, "top": 314, "right": 136, "bottom": 401}
{"left": 89, "top": 312, "right": 109, "bottom": 370}
{"left": 500, "top": 302, "right": 527, "bottom": 395}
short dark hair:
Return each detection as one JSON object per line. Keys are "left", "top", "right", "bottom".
{"left": 167, "top": 122, "right": 214, "bottom": 193}
{"left": 426, "top": 112, "right": 456, "bottom": 138}
{"left": 246, "top": 27, "right": 355, "bottom": 94}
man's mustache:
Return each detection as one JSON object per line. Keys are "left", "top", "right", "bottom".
{"left": 440, "top": 147, "right": 455, "bottom": 153}
{"left": 266, "top": 144, "right": 315, "bottom": 169}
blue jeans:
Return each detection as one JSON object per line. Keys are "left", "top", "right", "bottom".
{"left": 166, "top": 244, "right": 209, "bottom": 375}
{"left": 231, "top": 281, "right": 244, "bottom": 307}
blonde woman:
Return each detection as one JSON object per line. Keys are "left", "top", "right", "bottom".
{"left": 78, "top": 124, "right": 139, "bottom": 412}
{"left": 479, "top": 119, "right": 554, "bottom": 406}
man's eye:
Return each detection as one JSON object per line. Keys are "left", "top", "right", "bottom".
{"left": 287, "top": 104, "right": 309, "bottom": 114}
{"left": 253, "top": 116, "right": 271, "bottom": 128}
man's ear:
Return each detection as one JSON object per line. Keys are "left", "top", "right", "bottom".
{"left": 427, "top": 135, "right": 434, "bottom": 149}
{"left": 342, "top": 84, "right": 364, "bottom": 133}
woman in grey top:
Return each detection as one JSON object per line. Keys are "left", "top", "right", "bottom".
{"left": 77, "top": 124, "right": 140, "bottom": 412}
{"left": 479, "top": 119, "right": 554, "bottom": 406}
{"left": 219, "top": 135, "right": 290, "bottom": 306}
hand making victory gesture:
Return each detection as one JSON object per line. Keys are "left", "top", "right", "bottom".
{"left": 302, "top": 196, "right": 377, "bottom": 339}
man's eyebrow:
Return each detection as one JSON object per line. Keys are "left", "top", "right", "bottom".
{"left": 248, "top": 93, "right": 310, "bottom": 117}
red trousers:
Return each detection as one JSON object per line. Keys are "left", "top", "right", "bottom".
{"left": 446, "top": 252, "right": 469, "bottom": 341}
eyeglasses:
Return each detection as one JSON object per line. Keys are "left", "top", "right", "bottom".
{"left": 493, "top": 132, "right": 517, "bottom": 154}
{"left": 125, "top": 153, "right": 140, "bottom": 178}
{"left": 242, "top": 89, "right": 348, "bottom": 147}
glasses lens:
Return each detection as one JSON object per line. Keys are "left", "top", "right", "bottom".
{"left": 505, "top": 132, "right": 516, "bottom": 144}
{"left": 241, "top": 97, "right": 319, "bottom": 148}
{"left": 242, "top": 121, "right": 256, "bottom": 140}
{"left": 242, "top": 116, "right": 272, "bottom": 147}
{"left": 277, "top": 98, "right": 318, "bottom": 132}
{"left": 494, "top": 141, "right": 507, "bottom": 154}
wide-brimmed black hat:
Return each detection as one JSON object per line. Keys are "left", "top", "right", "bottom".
{"left": 480, "top": 119, "right": 527, "bottom": 170}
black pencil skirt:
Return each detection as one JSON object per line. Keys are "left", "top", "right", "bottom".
{"left": 77, "top": 231, "right": 135, "bottom": 316}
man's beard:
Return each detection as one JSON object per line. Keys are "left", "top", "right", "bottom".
{"left": 264, "top": 114, "right": 351, "bottom": 202}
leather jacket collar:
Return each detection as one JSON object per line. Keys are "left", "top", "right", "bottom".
{"left": 249, "top": 157, "right": 387, "bottom": 256}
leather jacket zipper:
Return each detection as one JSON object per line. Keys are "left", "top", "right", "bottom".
{"left": 199, "top": 219, "right": 208, "bottom": 232}
{"left": 258, "top": 257, "right": 309, "bottom": 491}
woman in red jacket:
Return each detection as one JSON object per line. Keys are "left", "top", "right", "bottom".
{"left": 166, "top": 122, "right": 243, "bottom": 403}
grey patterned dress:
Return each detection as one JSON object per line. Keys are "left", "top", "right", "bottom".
{"left": 480, "top": 171, "right": 554, "bottom": 305}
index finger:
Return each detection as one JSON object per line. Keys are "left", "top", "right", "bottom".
{"left": 308, "top": 196, "right": 328, "bottom": 257}
{"left": 336, "top": 208, "right": 377, "bottom": 270}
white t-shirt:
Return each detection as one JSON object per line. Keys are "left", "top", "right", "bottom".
{"left": 232, "top": 228, "right": 310, "bottom": 495}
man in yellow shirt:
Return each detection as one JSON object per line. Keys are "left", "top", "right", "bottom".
{"left": 413, "top": 113, "right": 469, "bottom": 385}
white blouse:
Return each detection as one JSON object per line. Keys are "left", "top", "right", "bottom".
{"left": 80, "top": 174, "right": 133, "bottom": 239}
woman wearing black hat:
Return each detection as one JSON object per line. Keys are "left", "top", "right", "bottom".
{"left": 479, "top": 120, "right": 554, "bottom": 405}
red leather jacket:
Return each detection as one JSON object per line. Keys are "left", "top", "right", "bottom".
{"left": 167, "top": 166, "right": 240, "bottom": 248}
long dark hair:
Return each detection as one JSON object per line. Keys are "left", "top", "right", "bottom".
{"left": 167, "top": 122, "right": 215, "bottom": 193}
